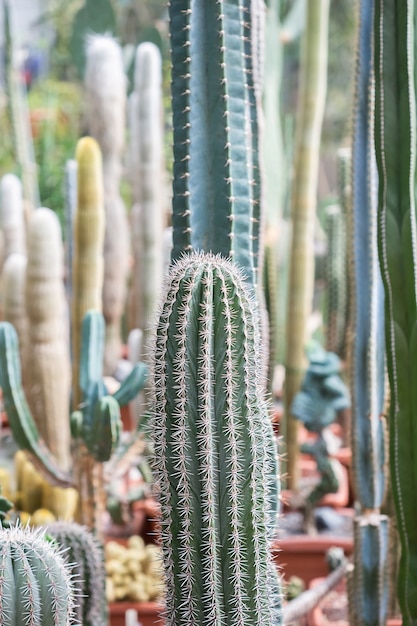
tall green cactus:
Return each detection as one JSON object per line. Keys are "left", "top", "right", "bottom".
{"left": 374, "top": 0, "right": 417, "bottom": 623}
{"left": 0, "top": 526, "right": 75, "bottom": 626}
{"left": 85, "top": 35, "right": 130, "bottom": 375}
{"left": 169, "top": 0, "right": 261, "bottom": 289}
{"left": 151, "top": 253, "right": 281, "bottom": 626}
{"left": 47, "top": 521, "right": 107, "bottom": 626}
{"left": 128, "top": 42, "right": 165, "bottom": 344}
{"left": 25, "top": 208, "right": 72, "bottom": 471}
{"left": 284, "top": 0, "right": 330, "bottom": 489}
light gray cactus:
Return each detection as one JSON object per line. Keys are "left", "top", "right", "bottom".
{"left": 1, "top": 253, "right": 28, "bottom": 383}
{"left": 0, "top": 174, "right": 26, "bottom": 265}
{"left": 85, "top": 34, "right": 130, "bottom": 375}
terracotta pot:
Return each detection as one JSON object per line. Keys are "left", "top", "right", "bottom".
{"left": 109, "top": 601, "right": 163, "bottom": 626}
{"left": 307, "top": 576, "right": 347, "bottom": 626}
{"left": 273, "top": 535, "right": 353, "bottom": 587}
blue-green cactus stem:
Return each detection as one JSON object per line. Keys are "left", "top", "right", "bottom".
{"left": 325, "top": 204, "right": 348, "bottom": 357}
{"left": 169, "top": 1, "right": 257, "bottom": 287}
{"left": 373, "top": 1, "right": 417, "bottom": 622}
{"left": 0, "top": 322, "right": 73, "bottom": 487}
{"left": 0, "top": 525, "right": 75, "bottom": 626}
{"left": 151, "top": 252, "right": 281, "bottom": 626}
{"left": 47, "top": 521, "right": 107, "bottom": 626}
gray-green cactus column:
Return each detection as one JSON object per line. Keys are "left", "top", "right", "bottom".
{"left": 374, "top": 1, "right": 417, "bottom": 624}
{"left": 347, "top": 1, "right": 389, "bottom": 624}
{"left": 284, "top": 0, "right": 330, "bottom": 490}
{"left": 151, "top": 253, "right": 281, "bottom": 626}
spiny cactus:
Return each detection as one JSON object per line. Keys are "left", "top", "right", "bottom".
{"left": 64, "top": 159, "right": 77, "bottom": 305}
{"left": 25, "top": 208, "right": 71, "bottom": 471}
{"left": 169, "top": 1, "right": 261, "bottom": 289}
{"left": 47, "top": 521, "right": 107, "bottom": 626}
{"left": 0, "top": 174, "right": 26, "bottom": 264}
{"left": 151, "top": 252, "right": 281, "bottom": 626}
{"left": 284, "top": 0, "right": 330, "bottom": 490}
{"left": 128, "top": 42, "right": 165, "bottom": 344}
{"left": 72, "top": 136, "right": 105, "bottom": 409}
{"left": 0, "top": 525, "right": 75, "bottom": 626}
{"left": 1, "top": 253, "right": 28, "bottom": 383}
{"left": 85, "top": 35, "right": 130, "bottom": 375}
{"left": 373, "top": 0, "right": 417, "bottom": 623}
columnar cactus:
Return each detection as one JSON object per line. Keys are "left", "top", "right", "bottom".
{"left": 1, "top": 253, "right": 28, "bottom": 383}
{"left": 47, "top": 521, "right": 107, "bottom": 626}
{"left": 25, "top": 208, "right": 72, "bottom": 471}
{"left": 151, "top": 253, "right": 281, "bottom": 626}
{"left": 284, "top": 0, "right": 330, "bottom": 489}
{"left": 324, "top": 204, "right": 347, "bottom": 357}
{"left": 128, "top": 42, "right": 165, "bottom": 343}
{"left": 72, "top": 137, "right": 105, "bottom": 408}
{"left": 64, "top": 159, "right": 77, "bottom": 305}
{"left": 85, "top": 35, "right": 130, "bottom": 374}
{"left": 0, "top": 174, "right": 26, "bottom": 264}
{"left": 0, "top": 525, "right": 74, "bottom": 626}
{"left": 374, "top": 0, "right": 417, "bottom": 623}
{"left": 169, "top": 1, "right": 261, "bottom": 289}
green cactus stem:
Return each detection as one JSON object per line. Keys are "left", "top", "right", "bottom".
{"left": 47, "top": 521, "right": 107, "bottom": 626}
{"left": 169, "top": 0, "right": 261, "bottom": 289}
{"left": 151, "top": 252, "right": 281, "bottom": 626}
{"left": 373, "top": 0, "right": 417, "bottom": 622}
{"left": 284, "top": 0, "right": 330, "bottom": 490}
{"left": 0, "top": 525, "right": 75, "bottom": 626}
{"left": 25, "top": 208, "right": 72, "bottom": 471}
{"left": 85, "top": 35, "right": 130, "bottom": 375}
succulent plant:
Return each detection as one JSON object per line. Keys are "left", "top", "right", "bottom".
{"left": 151, "top": 252, "right": 281, "bottom": 626}
{"left": 0, "top": 525, "right": 75, "bottom": 626}
{"left": 1, "top": 253, "right": 28, "bottom": 383}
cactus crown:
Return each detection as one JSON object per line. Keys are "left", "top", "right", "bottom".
{"left": 151, "top": 252, "right": 281, "bottom": 626}
{"left": 0, "top": 525, "right": 75, "bottom": 626}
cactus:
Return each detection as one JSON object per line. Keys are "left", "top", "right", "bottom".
{"left": 324, "top": 204, "right": 348, "bottom": 357}
{"left": 47, "top": 521, "right": 107, "bottom": 626}
{"left": 25, "top": 208, "right": 71, "bottom": 471}
{"left": 0, "top": 525, "right": 75, "bottom": 626}
{"left": 1, "top": 253, "right": 28, "bottom": 382}
{"left": 128, "top": 42, "right": 165, "bottom": 347}
{"left": 70, "top": 0, "right": 116, "bottom": 78}
{"left": 373, "top": 0, "right": 417, "bottom": 623}
{"left": 0, "top": 174, "right": 26, "bottom": 264}
{"left": 85, "top": 35, "right": 130, "bottom": 375}
{"left": 284, "top": 0, "right": 330, "bottom": 490}
{"left": 169, "top": 1, "right": 262, "bottom": 289}
{"left": 71, "top": 137, "right": 105, "bottom": 409}
{"left": 151, "top": 252, "right": 281, "bottom": 626}
{"left": 64, "top": 159, "right": 77, "bottom": 306}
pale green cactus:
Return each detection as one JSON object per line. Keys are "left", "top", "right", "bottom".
{"left": 0, "top": 174, "right": 26, "bottom": 264}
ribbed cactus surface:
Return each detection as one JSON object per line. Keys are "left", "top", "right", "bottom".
{"left": 151, "top": 253, "right": 281, "bottom": 626}
{"left": 169, "top": 1, "right": 259, "bottom": 288}
{"left": 0, "top": 525, "right": 74, "bottom": 626}
{"left": 47, "top": 521, "right": 107, "bottom": 626}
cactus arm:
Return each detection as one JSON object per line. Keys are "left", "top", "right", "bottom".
{"left": 374, "top": 0, "right": 417, "bottom": 623}
{"left": 112, "top": 362, "right": 147, "bottom": 406}
{"left": 169, "top": 1, "right": 256, "bottom": 286}
{"left": 0, "top": 322, "right": 73, "bottom": 488}
{"left": 86, "top": 396, "right": 121, "bottom": 463}
{"left": 79, "top": 309, "right": 106, "bottom": 401}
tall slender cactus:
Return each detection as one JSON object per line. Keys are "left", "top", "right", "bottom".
{"left": 0, "top": 174, "right": 26, "bottom": 264}
{"left": 284, "top": 0, "right": 330, "bottom": 489}
{"left": 151, "top": 253, "right": 281, "bottom": 626}
{"left": 1, "top": 253, "right": 28, "bottom": 383}
{"left": 85, "top": 35, "right": 130, "bottom": 375}
{"left": 374, "top": 1, "right": 417, "bottom": 623}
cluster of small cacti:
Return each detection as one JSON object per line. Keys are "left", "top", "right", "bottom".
{"left": 105, "top": 537, "right": 164, "bottom": 603}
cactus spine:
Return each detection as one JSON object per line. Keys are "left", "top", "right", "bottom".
{"left": 169, "top": 0, "right": 261, "bottom": 289}
{"left": 25, "top": 208, "right": 71, "bottom": 471}
{"left": 284, "top": 0, "right": 330, "bottom": 489}
{"left": 0, "top": 526, "right": 75, "bottom": 626}
{"left": 374, "top": 0, "right": 417, "bottom": 623}
{"left": 47, "top": 521, "right": 107, "bottom": 626}
{"left": 71, "top": 137, "right": 105, "bottom": 408}
{"left": 129, "top": 42, "right": 165, "bottom": 344}
{"left": 151, "top": 253, "right": 281, "bottom": 626}
{"left": 85, "top": 35, "right": 130, "bottom": 375}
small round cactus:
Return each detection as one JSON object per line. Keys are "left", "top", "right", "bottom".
{"left": 0, "top": 525, "right": 75, "bottom": 626}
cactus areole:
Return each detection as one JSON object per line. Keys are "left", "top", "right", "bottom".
{"left": 151, "top": 253, "right": 281, "bottom": 626}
